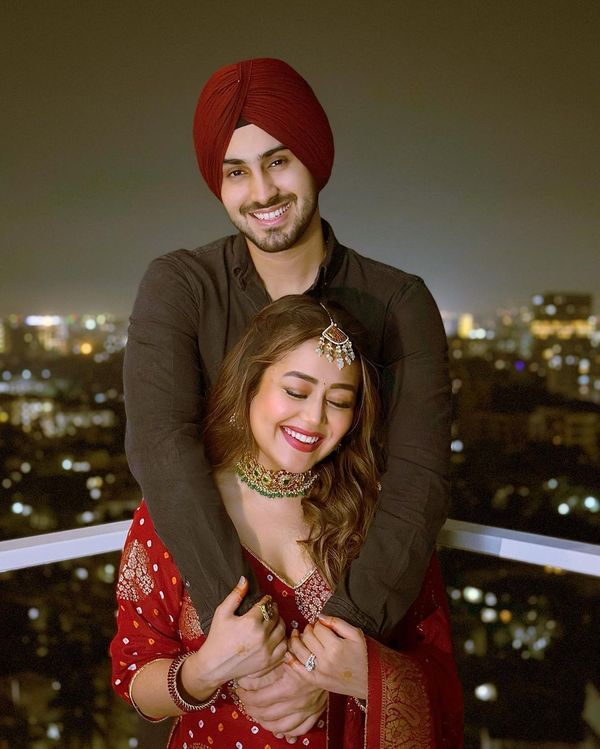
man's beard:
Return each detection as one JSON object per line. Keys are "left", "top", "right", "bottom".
{"left": 233, "top": 192, "right": 318, "bottom": 253}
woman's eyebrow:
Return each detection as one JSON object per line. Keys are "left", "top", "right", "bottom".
{"left": 283, "top": 370, "right": 317, "bottom": 384}
{"left": 283, "top": 371, "right": 356, "bottom": 391}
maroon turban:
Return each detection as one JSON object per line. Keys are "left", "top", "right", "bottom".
{"left": 193, "top": 58, "right": 334, "bottom": 199}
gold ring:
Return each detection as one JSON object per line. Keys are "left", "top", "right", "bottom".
{"left": 257, "top": 600, "right": 274, "bottom": 622}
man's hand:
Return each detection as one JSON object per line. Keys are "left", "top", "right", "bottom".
{"left": 235, "top": 660, "right": 327, "bottom": 741}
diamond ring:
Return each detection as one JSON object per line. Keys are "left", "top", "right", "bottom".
{"left": 304, "top": 653, "right": 317, "bottom": 672}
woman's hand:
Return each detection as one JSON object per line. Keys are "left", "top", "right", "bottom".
{"left": 286, "top": 615, "right": 368, "bottom": 700}
{"left": 235, "top": 663, "right": 327, "bottom": 741}
{"left": 183, "top": 577, "right": 287, "bottom": 698}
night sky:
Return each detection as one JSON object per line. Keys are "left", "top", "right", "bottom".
{"left": 2, "top": 1, "right": 599, "bottom": 318}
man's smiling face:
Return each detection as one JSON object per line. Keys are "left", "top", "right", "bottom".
{"left": 220, "top": 124, "right": 319, "bottom": 253}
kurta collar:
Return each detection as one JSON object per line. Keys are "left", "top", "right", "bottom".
{"left": 231, "top": 219, "right": 344, "bottom": 297}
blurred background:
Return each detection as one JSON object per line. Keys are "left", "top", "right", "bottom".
{"left": 1, "top": 1, "right": 599, "bottom": 746}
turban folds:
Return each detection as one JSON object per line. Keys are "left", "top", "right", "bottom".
{"left": 193, "top": 58, "right": 334, "bottom": 199}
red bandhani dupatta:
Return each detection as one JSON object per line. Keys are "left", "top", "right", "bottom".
{"left": 327, "top": 554, "right": 463, "bottom": 748}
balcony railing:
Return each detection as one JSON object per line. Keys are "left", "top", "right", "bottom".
{"left": 1, "top": 518, "right": 599, "bottom": 577}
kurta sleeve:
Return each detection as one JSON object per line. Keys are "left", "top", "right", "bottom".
{"left": 324, "top": 276, "right": 451, "bottom": 638}
{"left": 110, "top": 502, "right": 189, "bottom": 711}
{"left": 123, "top": 255, "right": 259, "bottom": 632}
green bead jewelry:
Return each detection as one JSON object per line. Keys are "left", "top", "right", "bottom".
{"left": 235, "top": 453, "right": 317, "bottom": 498}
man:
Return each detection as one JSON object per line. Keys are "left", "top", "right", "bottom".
{"left": 124, "top": 58, "right": 450, "bottom": 737}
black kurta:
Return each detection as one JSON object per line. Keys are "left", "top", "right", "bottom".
{"left": 123, "top": 221, "right": 451, "bottom": 638}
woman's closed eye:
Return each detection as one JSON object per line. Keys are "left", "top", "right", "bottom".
{"left": 284, "top": 388, "right": 352, "bottom": 410}
{"left": 327, "top": 399, "right": 353, "bottom": 410}
{"left": 284, "top": 388, "right": 307, "bottom": 399}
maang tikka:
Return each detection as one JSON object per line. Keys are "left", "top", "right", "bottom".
{"left": 315, "top": 304, "right": 356, "bottom": 369}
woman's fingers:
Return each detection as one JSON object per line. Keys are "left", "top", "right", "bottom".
{"left": 272, "top": 636, "right": 289, "bottom": 661}
{"left": 216, "top": 576, "right": 248, "bottom": 617}
{"left": 299, "top": 623, "right": 325, "bottom": 658}
{"left": 317, "top": 614, "right": 361, "bottom": 640}
{"left": 283, "top": 706, "right": 326, "bottom": 738}
{"left": 249, "top": 595, "right": 277, "bottom": 625}
{"left": 288, "top": 628, "right": 316, "bottom": 668}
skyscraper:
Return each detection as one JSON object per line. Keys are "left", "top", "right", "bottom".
{"left": 530, "top": 293, "right": 598, "bottom": 402}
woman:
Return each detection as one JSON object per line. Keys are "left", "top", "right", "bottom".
{"left": 111, "top": 296, "right": 463, "bottom": 747}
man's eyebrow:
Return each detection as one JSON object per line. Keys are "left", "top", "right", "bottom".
{"left": 283, "top": 371, "right": 356, "bottom": 391}
{"left": 223, "top": 144, "right": 288, "bottom": 165}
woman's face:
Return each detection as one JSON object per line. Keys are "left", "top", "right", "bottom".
{"left": 249, "top": 339, "right": 360, "bottom": 473}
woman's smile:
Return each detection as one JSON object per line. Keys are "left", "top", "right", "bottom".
{"left": 280, "top": 425, "right": 325, "bottom": 452}
{"left": 249, "top": 339, "right": 359, "bottom": 473}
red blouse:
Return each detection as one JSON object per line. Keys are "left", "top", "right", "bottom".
{"left": 111, "top": 502, "right": 463, "bottom": 748}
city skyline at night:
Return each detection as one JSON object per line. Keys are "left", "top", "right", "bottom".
{"left": 2, "top": 279, "right": 599, "bottom": 747}
{"left": 2, "top": 4, "right": 600, "bottom": 745}
{"left": 2, "top": 2, "right": 599, "bottom": 318}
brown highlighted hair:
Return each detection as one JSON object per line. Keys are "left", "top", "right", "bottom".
{"left": 204, "top": 295, "right": 382, "bottom": 589}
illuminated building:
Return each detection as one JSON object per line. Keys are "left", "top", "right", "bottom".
{"left": 461, "top": 411, "right": 530, "bottom": 453}
{"left": 529, "top": 406, "right": 600, "bottom": 460}
{"left": 30, "top": 318, "right": 69, "bottom": 354}
{"left": 0, "top": 320, "right": 8, "bottom": 354}
{"left": 7, "top": 397, "right": 116, "bottom": 437}
{"left": 458, "top": 313, "right": 474, "bottom": 339}
{"left": 493, "top": 307, "right": 534, "bottom": 360}
{"left": 0, "top": 313, "right": 127, "bottom": 364}
{"left": 530, "top": 292, "right": 599, "bottom": 403}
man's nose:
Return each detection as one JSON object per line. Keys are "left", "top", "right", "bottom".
{"left": 249, "top": 170, "right": 278, "bottom": 206}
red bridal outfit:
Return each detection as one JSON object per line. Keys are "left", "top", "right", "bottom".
{"left": 111, "top": 503, "right": 463, "bottom": 748}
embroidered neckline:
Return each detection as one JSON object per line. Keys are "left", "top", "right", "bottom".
{"left": 242, "top": 544, "right": 317, "bottom": 590}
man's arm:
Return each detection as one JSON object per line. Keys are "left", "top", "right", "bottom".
{"left": 322, "top": 277, "right": 451, "bottom": 639}
{"left": 123, "top": 254, "right": 261, "bottom": 632}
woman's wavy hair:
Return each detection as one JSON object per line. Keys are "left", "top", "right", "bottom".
{"left": 204, "top": 295, "right": 382, "bottom": 589}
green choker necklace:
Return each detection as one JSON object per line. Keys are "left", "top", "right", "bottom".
{"left": 235, "top": 454, "right": 318, "bottom": 499}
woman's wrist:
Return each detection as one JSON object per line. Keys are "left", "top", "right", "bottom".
{"left": 346, "top": 665, "right": 367, "bottom": 700}
{"left": 180, "top": 651, "right": 222, "bottom": 702}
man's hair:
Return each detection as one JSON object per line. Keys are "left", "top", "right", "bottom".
{"left": 204, "top": 295, "right": 382, "bottom": 588}
{"left": 193, "top": 58, "right": 335, "bottom": 199}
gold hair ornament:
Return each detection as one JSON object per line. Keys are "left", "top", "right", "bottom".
{"left": 315, "top": 305, "right": 356, "bottom": 369}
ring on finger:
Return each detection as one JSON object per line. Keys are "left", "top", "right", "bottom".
{"left": 257, "top": 599, "right": 275, "bottom": 622}
{"left": 304, "top": 652, "right": 317, "bottom": 672}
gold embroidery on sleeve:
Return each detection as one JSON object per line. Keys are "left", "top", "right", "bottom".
{"left": 116, "top": 540, "right": 154, "bottom": 601}
{"left": 379, "top": 649, "right": 433, "bottom": 747}
{"left": 179, "top": 591, "right": 204, "bottom": 641}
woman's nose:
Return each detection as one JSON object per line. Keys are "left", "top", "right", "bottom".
{"left": 302, "top": 395, "right": 327, "bottom": 426}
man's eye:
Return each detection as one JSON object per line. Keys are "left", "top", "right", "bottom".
{"left": 269, "top": 158, "right": 286, "bottom": 168}
{"left": 226, "top": 169, "right": 245, "bottom": 178}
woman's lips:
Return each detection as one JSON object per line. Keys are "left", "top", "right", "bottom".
{"left": 280, "top": 425, "right": 323, "bottom": 453}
